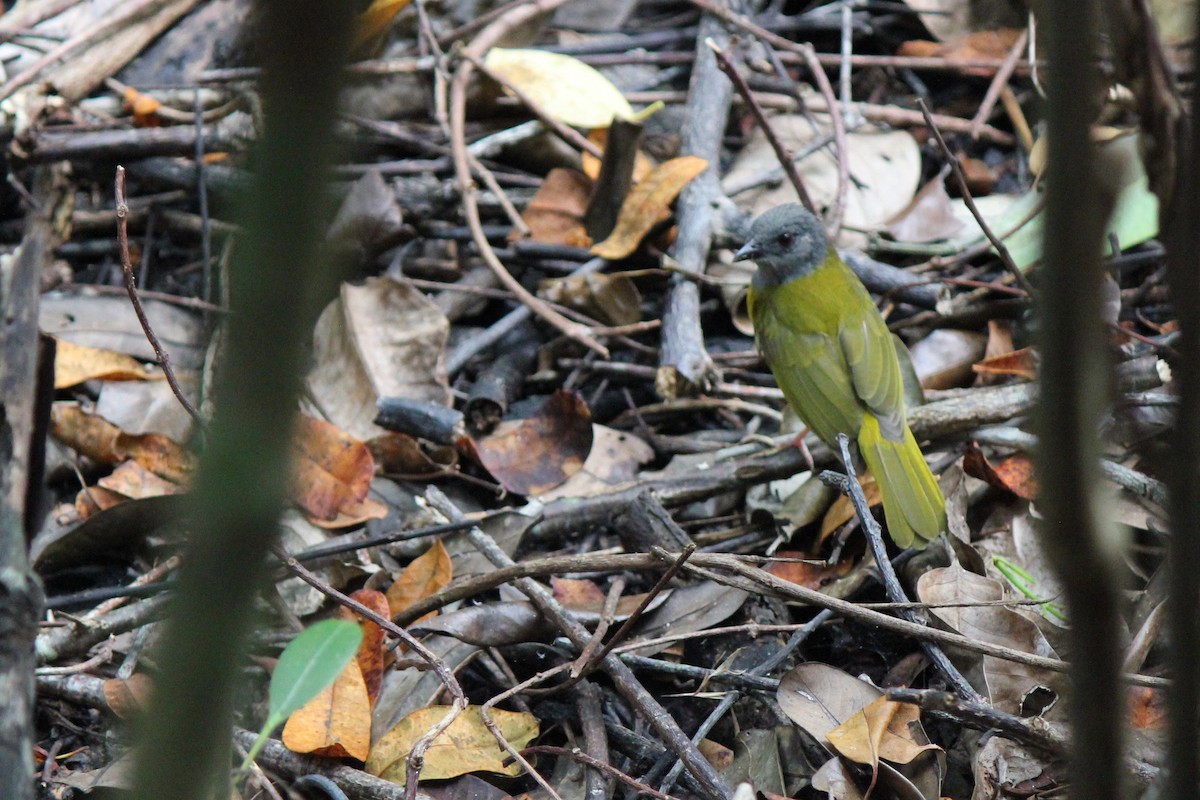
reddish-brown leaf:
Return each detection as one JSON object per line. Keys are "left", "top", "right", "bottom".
{"left": 291, "top": 415, "right": 377, "bottom": 522}
{"left": 339, "top": 588, "right": 391, "bottom": 706}
{"left": 468, "top": 389, "right": 593, "bottom": 496}
{"left": 963, "top": 441, "right": 1039, "bottom": 499}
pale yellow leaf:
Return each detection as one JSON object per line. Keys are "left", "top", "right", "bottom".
{"left": 484, "top": 48, "right": 633, "bottom": 129}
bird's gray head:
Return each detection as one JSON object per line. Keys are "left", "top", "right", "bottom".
{"left": 734, "top": 203, "right": 829, "bottom": 289}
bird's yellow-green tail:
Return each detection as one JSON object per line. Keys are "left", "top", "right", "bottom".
{"left": 857, "top": 414, "right": 946, "bottom": 549}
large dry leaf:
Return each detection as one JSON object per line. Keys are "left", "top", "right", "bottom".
{"left": 411, "top": 601, "right": 552, "bottom": 647}
{"left": 97, "top": 460, "right": 182, "bottom": 500}
{"left": 53, "top": 337, "right": 160, "bottom": 388}
{"left": 291, "top": 415, "right": 384, "bottom": 524}
{"left": 366, "top": 705, "right": 538, "bottom": 781}
{"left": 468, "top": 389, "right": 593, "bottom": 496}
{"left": 483, "top": 47, "right": 632, "bottom": 128}
{"left": 723, "top": 115, "right": 921, "bottom": 248}
{"left": 282, "top": 658, "right": 372, "bottom": 760}
{"left": 305, "top": 277, "right": 451, "bottom": 442}
{"left": 627, "top": 581, "right": 748, "bottom": 657}
{"left": 51, "top": 403, "right": 196, "bottom": 483}
{"left": 371, "top": 637, "right": 478, "bottom": 743}
{"left": 386, "top": 539, "right": 452, "bottom": 623}
{"left": 917, "top": 562, "right": 1065, "bottom": 714}
{"left": 536, "top": 425, "right": 653, "bottom": 501}
{"left": 591, "top": 156, "right": 708, "bottom": 259}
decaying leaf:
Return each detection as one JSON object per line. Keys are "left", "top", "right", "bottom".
{"left": 483, "top": 48, "right": 633, "bottom": 128}
{"left": 536, "top": 425, "right": 654, "bottom": 501}
{"left": 366, "top": 705, "right": 538, "bottom": 781}
{"left": 305, "top": 277, "right": 451, "bottom": 442}
{"left": 468, "top": 390, "right": 593, "bottom": 496}
{"left": 290, "top": 415, "right": 384, "bottom": 524}
{"left": 103, "top": 674, "right": 154, "bottom": 719}
{"left": 516, "top": 168, "right": 592, "bottom": 247}
{"left": 590, "top": 156, "right": 708, "bottom": 259}
{"left": 962, "top": 441, "right": 1039, "bottom": 499}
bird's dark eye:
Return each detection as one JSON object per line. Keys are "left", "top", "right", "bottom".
{"left": 777, "top": 232, "right": 795, "bottom": 247}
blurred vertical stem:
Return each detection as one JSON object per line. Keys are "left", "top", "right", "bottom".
{"left": 1164, "top": 8, "right": 1200, "bottom": 799}
{"left": 1035, "top": 1, "right": 1126, "bottom": 799}
{"left": 129, "top": 2, "right": 352, "bottom": 799}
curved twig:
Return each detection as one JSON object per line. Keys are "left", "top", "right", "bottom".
{"left": 447, "top": 0, "right": 609, "bottom": 357}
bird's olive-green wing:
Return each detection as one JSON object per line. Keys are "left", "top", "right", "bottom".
{"left": 838, "top": 310, "right": 906, "bottom": 441}
{"left": 756, "top": 314, "right": 863, "bottom": 446}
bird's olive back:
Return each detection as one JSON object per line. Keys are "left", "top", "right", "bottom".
{"left": 747, "top": 204, "right": 829, "bottom": 289}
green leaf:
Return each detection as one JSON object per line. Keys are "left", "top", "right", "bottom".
{"left": 269, "top": 618, "right": 363, "bottom": 721}
{"left": 241, "top": 618, "right": 364, "bottom": 772}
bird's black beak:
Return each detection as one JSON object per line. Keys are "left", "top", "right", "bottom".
{"left": 734, "top": 239, "right": 760, "bottom": 262}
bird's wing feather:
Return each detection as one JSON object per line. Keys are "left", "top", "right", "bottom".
{"left": 758, "top": 320, "right": 862, "bottom": 445}
{"left": 839, "top": 312, "right": 905, "bottom": 440}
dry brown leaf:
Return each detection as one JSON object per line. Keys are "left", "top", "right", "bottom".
{"left": 551, "top": 577, "right": 606, "bottom": 608}
{"left": 113, "top": 431, "right": 196, "bottom": 484}
{"left": 53, "top": 338, "right": 160, "bottom": 389}
{"left": 386, "top": 539, "right": 453, "bottom": 625}
{"left": 516, "top": 168, "right": 593, "bottom": 247}
{"left": 765, "top": 551, "right": 852, "bottom": 589}
{"left": 963, "top": 441, "right": 1039, "bottom": 500}
{"left": 366, "top": 705, "right": 538, "bottom": 781}
{"left": 826, "top": 696, "right": 940, "bottom": 767}
{"left": 467, "top": 389, "right": 593, "bottom": 496}
{"left": 291, "top": 415, "right": 377, "bottom": 522}
{"left": 590, "top": 156, "right": 708, "bottom": 259}
{"left": 51, "top": 403, "right": 122, "bottom": 464}
{"left": 281, "top": 658, "right": 372, "bottom": 760}
{"left": 819, "top": 474, "right": 882, "bottom": 543}
{"left": 75, "top": 485, "right": 127, "bottom": 519}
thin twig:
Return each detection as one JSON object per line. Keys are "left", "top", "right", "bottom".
{"left": 821, "top": 433, "right": 984, "bottom": 702}
{"left": 480, "top": 661, "right": 574, "bottom": 800}
{"left": 916, "top": 100, "right": 1035, "bottom": 294}
{"left": 425, "top": 486, "right": 732, "bottom": 800}
{"left": 114, "top": 166, "right": 204, "bottom": 427}
{"left": 798, "top": 42, "right": 849, "bottom": 236}
{"left": 522, "top": 746, "right": 686, "bottom": 800}
{"left": 970, "top": 29, "right": 1029, "bottom": 139}
{"left": 448, "top": 0, "right": 609, "bottom": 358}
{"left": 707, "top": 40, "right": 816, "bottom": 215}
